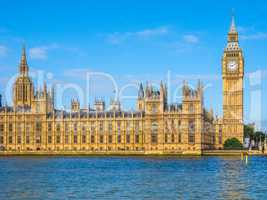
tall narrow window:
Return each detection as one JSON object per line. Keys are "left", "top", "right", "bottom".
{"left": 26, "top": 135, "right": 30, "bottom": 144}
{"left": 48, "top": 135, "right": 52, "bottom": 144}
{"left": 151, "top": 122, "right": 158, "bottom": 144}
{"left": 8, "top": 135, "right": 12, "bottom": 144}
{"left": 126, "top": 134, "right": 130, "bottom": 144}
{"left": 56, "top": 135, "right": 61, "bottom": 144}
{"left": 65, "top": 135, "right": 69, "bottom": 144}
{"left": 109, "top": 135, "right": 113, "bottom": 143}
{"left": 9, "top": 124, "right": 13, "bottom": 133}
{"left": 100, "top": 135, "right": 104, "bottom": 144}
{"left": 73, "top": 135, "right": 78, "bottom": 144}
{"left": 91, "top": 135, "right": 95, "bottom": 144}
{"left": 188, "top": 120, "right": 195, "bottom": 144}
{"left": 82, "top": 135, "right": 86, "bottom": 144}
{"left": 135, "top": 134, "right": 139, "bottom": 144}
{"left": 117, "top": 135, "right": 121, "bottom": 144}
{"left": 17, "top": 136, "right": 21, "bottom": 144}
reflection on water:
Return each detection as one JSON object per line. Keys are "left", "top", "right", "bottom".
{"left": 0, "top": 156, "right": 266, "bottom": 200}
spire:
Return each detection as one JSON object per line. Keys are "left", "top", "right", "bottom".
{"left": 138, "top": 83, "right": 144, "bottom": 99}
{"left": 229, "top": 13, "right": 237, "bottom": 33}
{"left": 19, "top": 45, "right": 29, "bottom": 75}
{"left": 226, "top": 12, "right": 239, "bottom": 47}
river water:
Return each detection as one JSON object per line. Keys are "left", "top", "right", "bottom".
{"left": 0, "top": 156, "right": 266, "bottom": 200}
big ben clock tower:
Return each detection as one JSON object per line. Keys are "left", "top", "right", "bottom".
{"left": 222, "top": 16, "right": 244, "bottom": 144}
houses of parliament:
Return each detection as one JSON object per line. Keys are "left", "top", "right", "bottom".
{"left": 0, "top": 18, "right": 244, "bottom": 154}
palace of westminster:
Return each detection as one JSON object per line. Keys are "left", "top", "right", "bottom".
{"left": 0, "top": 18, "right": 244, "bottom": 154}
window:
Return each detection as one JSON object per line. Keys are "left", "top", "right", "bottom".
{"left": 135, "top": 134, "right": 139, "bottom": 144}
{"left": 152, "top": 104, "right": 157, "bottom": 113}
{"left": 91, "top": 135, "right": 95, "bottom": 143}
{"left": 108, "top": 122, "right": 112, "bottom": 134}
{"left": 8, "top": 135, "right": 12, "bottom": 144}
{"left": 171, "top": 134, "right": 175, "bottom": 143}
{"left": 73, "top": 135, "right": 78, "bottom": 144}
{"left": 82, "top": 135, "right": 86, "bottom": 144}
{"left": 151, "top": 122, "right": 158, "bottom": 144}
{"left": 108, "top": 135, "right": 112, "bottom": 143}
{"left": 17, "top": 136, "right": 21, "bottom": 144}
{"left": 48, "top": 136, "right": 52, "bottom": 144}
{"left": 91, "top": 124, "right": 95, "bottom": 135}
{"left": 56, "top": 135, "right": 61, "bottom": 144}
{"left": 26, "top": 123, "right": 31, "bottom": 134}
{"left": 126, "top": 134, "right": 130, "bottom": 144}
{"left": 100, "top": 135, "right": 104, "bottom": 144}
{"left": 189, "top": 104, "right": 194, "bottom": 113}
{"left": 178, "top": 133, "right": 182, "bottom": 143}
{"left": 48, "top": 123, "right": 52, "bottom": 132}
{"left": 36, "top": 135, "right": 41, "bottom": 144}
{"left": 117, "top": 122, "right": 121, "bottom": 135}
{"left": 99, "top": 122, "right": 104, "bottom": 133}
{"left": 26, "top": 136, "right": 30, "bottom": 144}
{"left": 135, "top": 122, "right": 139, "bottom": 135}
{"left": 126, "top": 121, "right": 131, "bottom": 135}
{"left": 82, "top": 126, "right": 86, "bottom": 135}
{"left": 9, "top": 124, "right": 13, "bottom": 132}
{"left": 56, "top": 124, "right": 60, "bottom": 132}
{"left": 74, "top": 123, "right": 78, "bottom": 133}
{"left": 165, "top": 134, "right": 168, "bottom": 143}
{"left": 188, "top": 120, "right": 195, "bottom": 144}
{"left": 36, "top": 122, "right": 42, "bottom": 132}
{"left": 65, "top": 135, "right": 69, "bottom": 144}
{"left": 117, "top": 135, "right": 121, "bottom": 143}
{"left": 0, "top": 124, "right": 4, "bottom": 133}
{"left": 0, "top": 136, "right": 4, "bottom": 144}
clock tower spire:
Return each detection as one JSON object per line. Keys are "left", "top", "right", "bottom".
{"left": 222, "top": 15, "right": 244, "bottom": 145}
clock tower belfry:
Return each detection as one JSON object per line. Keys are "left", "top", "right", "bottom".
{"left": 222, "top": 16, "right": 244, "bottom": 144}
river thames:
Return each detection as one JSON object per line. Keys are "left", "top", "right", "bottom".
{"left": 0, "top": 156, "right": 266, "bottom": 200}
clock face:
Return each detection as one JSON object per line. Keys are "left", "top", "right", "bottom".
{"left": 227, "top": 60, "right": 238, "bottom": 72}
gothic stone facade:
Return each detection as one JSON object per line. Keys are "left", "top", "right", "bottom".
{"left": 0, "top": 18, "right": 244, "bottom": 154}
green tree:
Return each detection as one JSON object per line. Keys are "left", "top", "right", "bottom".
{"left": 254, "top": 131, "right": 265, "bottom": 145}
{"left": 244, "top": 125, "right": 254, "bottom": 139}
{"left": 224, "top": 138, "right": 243, "bottom": 149}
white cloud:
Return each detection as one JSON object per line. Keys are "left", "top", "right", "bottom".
{"left": 29, "top": 47, "right": 48, "bottom": 59}
{"left": 240, "top": 32, "right": 267, "bottom": 41}
{"left": 29, "top": 44, "right": 59, "bottom": 60}
{"left": 0, "top": 45, "right": 8, "bottom": 57}
{"left": 135, "top": 27, "right": 169, "bottom": 37}
{"left": 63, "top": 68, "right": 91, "bottom": 78}
{"left": 106, "top": 26, "right": 170, "bottom": 44}
{"left": 183, "top": 34, "right": 199, "bottom": 44}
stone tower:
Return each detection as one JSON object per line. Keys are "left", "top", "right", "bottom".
{"left": 222, "top": 16, "right": 244, "bottom": 144}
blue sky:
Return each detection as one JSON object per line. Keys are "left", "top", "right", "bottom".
{"left": 0, "top": 0, "right": 267, "bottom": 130}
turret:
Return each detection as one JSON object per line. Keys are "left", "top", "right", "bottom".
{"left": 136, "top": 83, "right": 145, "bottom": 111}
{"left": 71, "top": 99, "right": 80, "bottom": 112}
{"left": 13, "top": 45, "right": 34, "bottom": 109}
{"left": 138, "top": 83, "right": 144, "bottom": 99}
{"left": 94, "top": 99, "right": 105, "bottom": 112}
